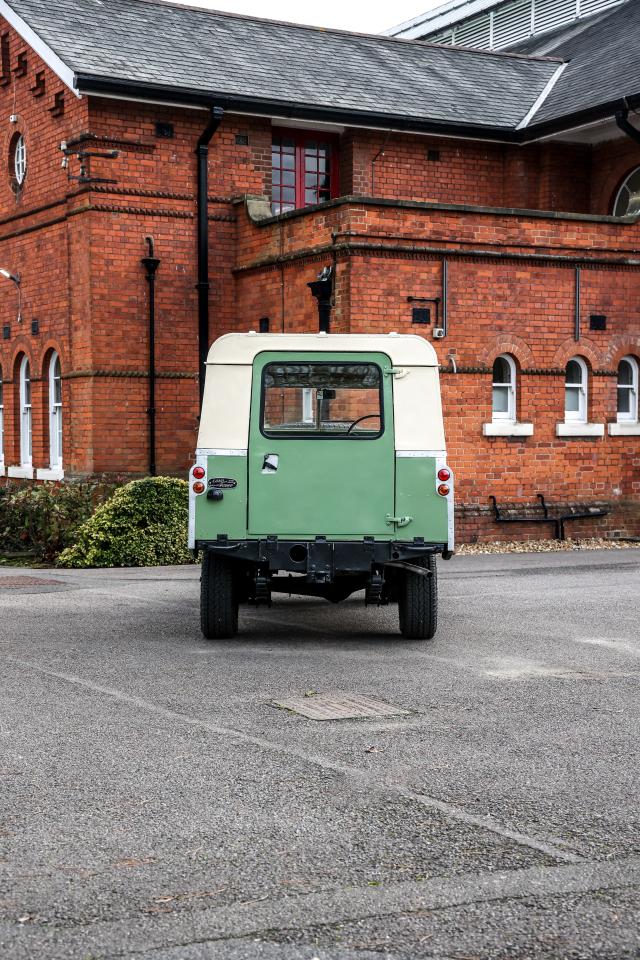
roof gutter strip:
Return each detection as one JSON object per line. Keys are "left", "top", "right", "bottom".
{"left": 73, "top": 73, "right": 524, "bottom": 143}
{"left": 74, "top": 74, "right": 640, "bottom": 146}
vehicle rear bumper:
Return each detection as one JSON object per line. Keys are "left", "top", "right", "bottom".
{"left": 196, "top": 537, "right": 449, "bottom": 577}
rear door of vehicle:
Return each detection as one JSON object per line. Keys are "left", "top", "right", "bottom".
{"left": 247, "top": 351, "right": 395, "bottom": 539}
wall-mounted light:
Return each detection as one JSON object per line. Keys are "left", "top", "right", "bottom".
{"left": 0, "top": 268, "right": 22, "bottom": 323}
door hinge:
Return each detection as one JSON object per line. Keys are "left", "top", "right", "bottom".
{"left": 384, "top": 367, "right": 408, "bottom": 378}
{"left": 386, "top": 514, "right": 414, "bottom": 527}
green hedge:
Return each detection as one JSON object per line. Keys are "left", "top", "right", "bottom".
{"left": 0, "top": 479, "right": 121, "bottom": 563}
{"left": 58, "top": 477, "right": 193, "bottom": 568}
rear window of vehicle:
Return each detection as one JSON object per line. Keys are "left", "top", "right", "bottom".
{"left": 261, "top": 362, "right": 383, "bottom": 439}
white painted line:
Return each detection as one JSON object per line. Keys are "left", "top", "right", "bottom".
{"left": 6, "top": 655, "right": 584, "bottom": 865}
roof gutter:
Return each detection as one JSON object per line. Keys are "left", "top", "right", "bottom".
{"left": 73, "top": 73, "right": 523, "bottom": 144}
{"left": 74, "top": 74, "right": 640, "bottom": 147}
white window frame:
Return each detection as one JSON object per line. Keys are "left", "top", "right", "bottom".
{"left": 19, "top": 355, "right": 32, "bottom": 467}
{"left": 14, "top": 134, "right": 27, "bottom": 187}
{"left": 492, "top": 354, "right": 517, "bottom": 422}
{"left": 302, "top": 387, "right": 314, "bottom": 424}
{"left": 616, "top": 356, "right": 639, "bottom": 423}
{"left": 564, "top": 357, "right": 588, "bottom": 423}
{"left": 49, "top": 351, "right": 63, "bottom": 468}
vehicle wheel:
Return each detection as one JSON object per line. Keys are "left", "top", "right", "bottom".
{"left": 200, "top": 551, "right": 238, "bottom": 639}
{"left": 398, "top": 555, "right": 437, "bottom": 640}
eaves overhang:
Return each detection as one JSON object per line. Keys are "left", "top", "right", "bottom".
{"left": 73, "top": 72, "right": 530, "bottom": 145}
{"left": 75, "top": 72, "right": 640, "bottom": 147}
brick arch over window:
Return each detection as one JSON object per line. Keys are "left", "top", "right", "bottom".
{"left": 552, "top": 338, "right": 604, "bottom": 371}
{"left": 479, "top": 335, "right": 534, "bottom": 370}
{"left": 605, "top": 335, "right": 640, "bottom": 368}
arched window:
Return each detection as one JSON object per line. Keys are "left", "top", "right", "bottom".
{"left": 19, "top": 355, "right": 32, "bottom": 466}
{"left": 0, "top": 366, "right": 4, "bottom": 465}
{"left": 492, "top": 354, "right": 516, "bottom": 421}
{"left": 565, "top": 357, "right": 588, "bottom": 423}
{"left": 613, "top": 167, "right": 640, "bottom": 217}
{"left": 49, "top": 352, "right": 63, "bottom": 468}
{"left": 617, "top": 356, "right": 639, "bottom": 422}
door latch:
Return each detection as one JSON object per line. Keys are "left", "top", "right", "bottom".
{"left": 386, "top": 514, "right": 414, "bottom": 527}
{"left": 262, "top": 453, "right": 279, "bottom": 473}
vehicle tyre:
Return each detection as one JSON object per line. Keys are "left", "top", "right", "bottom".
{"left": 398, "top": 555, "right": 437, "bottom": 640}
{"left": 200, "top": 551, "right": 238, "bottom": 639}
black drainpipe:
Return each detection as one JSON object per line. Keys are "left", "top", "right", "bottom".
{"left": 615, "top": 107, "right": 640, "bottom": 146}
{"left": 141, "top": 236, "right": 161, "bottom": 476}
{"left": 308, "top": 266, "right": 333, "bottom": 333}
{"left": 196, "top": 105, "right": 224, "bottom": 403}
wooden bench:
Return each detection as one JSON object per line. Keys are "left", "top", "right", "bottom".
{"left": 489, "top": 494, "right": 609, "bottom": 541}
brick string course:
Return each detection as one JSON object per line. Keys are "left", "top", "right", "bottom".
{"left": 0, "top": 19, "right": 638, "bottom": 538}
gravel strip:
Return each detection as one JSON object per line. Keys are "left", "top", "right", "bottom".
{"left": 456, "top": 537, "right": 640, "bottom": 555}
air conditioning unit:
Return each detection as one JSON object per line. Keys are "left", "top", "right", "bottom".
{"left": 432, "top": 327, "right": 446, "bottom": 339}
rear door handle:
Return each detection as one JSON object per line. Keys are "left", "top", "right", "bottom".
{"left": 262, "top": 453, "right": 279, "bottom": 473}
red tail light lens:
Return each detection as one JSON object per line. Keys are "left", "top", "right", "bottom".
{"left": 438, "top": 468, "right": 451, "bottom": 482}
{"left": 193, "top": 466, "right": 205, "bottom": 480}
{"left": 437, "top": 484, "right": 450, "bottom": 497}
{"left": 192, "top": 481, "right": 205, "bottom": 494}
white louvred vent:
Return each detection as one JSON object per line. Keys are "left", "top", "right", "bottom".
{"left": 579, "top": 0, "right": 623, "bottom": 15}
{"left": 452, "top": 13, "right": 492, "bottom": 48}
{"left": 492, "top": 0, "right": 532, "bottom": 48}
{"left": 410, "top": 0, "right": 625, "bottom": 49}
{"left": 429, "top": 29, "right": 454, "bottom": 45}
{"left": 533, "top": 0, "right": 575, "bottom": 34}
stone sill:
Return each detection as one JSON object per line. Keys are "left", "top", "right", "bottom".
{"left": 36, "top": 467, "right": 64, "bottom": 481}
{"left": 556, "top": 422, "right": 605, "bottom": 438}
{"left": 483, "top": 421, "right": 534, "bottom": 437}
{"left": 608, "top": 422, "right": 640, "bottom": 436}
{"left": 7, "top": 465, "right": 34, "bottom": 479}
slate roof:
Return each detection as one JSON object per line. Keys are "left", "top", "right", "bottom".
{"left": 4, "top": 0, "right": 639, "bottom": 138}
{"left": 511, "top": 0, "right": 640, "bottom": 127}
{"left": 4, "top": 0, "right": 559, "bottom": 134}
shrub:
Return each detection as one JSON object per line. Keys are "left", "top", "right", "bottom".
{"left": 0, "top": 479, "right": 119, "bottom": 563}
{"left": 57, "top": 477, "right": 193, "bottom": 568}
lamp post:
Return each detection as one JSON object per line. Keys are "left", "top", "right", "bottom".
{"left": 0, "top": 269, "right": 21, "bottom": 324}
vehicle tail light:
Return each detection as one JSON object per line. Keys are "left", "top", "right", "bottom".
{"left": 192, "top": 481, "right": 205, "bottom": 494}
{"left": 437, "top": 484, "right": 450, "bottom": 497}
{"left": 438, "top": 467, "right": 451, "bottom": 482}
{"left": 193, "top": 466, "right": 205, "bottom": 480}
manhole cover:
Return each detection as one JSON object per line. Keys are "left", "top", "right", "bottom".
{"left": 0, "top": 576, "right": 65, "bottom": 588}
{"left": 273, "top": 693, "right": 410, "bottom": 721}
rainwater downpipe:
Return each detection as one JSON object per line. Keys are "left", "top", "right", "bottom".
{"left": 196, "top": 105, "right": 224, "bottom": 403}
{"left": 574, "top": 266, "right": 581, "bottom": 342}
{"left": 141, "top": 236, "right": 161, "bottom": 477}
{"left": 615, "top": 106, "right": 640, "bottom": 146}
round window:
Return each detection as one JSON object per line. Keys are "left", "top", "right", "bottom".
{"left": 613, "top": 166, "right": 640, "bottom": 217}
{"left": 13, "top": 133, "right": 26, "bottom": 186}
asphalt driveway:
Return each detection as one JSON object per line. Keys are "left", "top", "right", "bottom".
{"left": 1, "top": 549, "right": 639, "bottom": 959}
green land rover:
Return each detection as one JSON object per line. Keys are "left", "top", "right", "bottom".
{"left": 189, "top": 333, "right": 454, "bottom": 640}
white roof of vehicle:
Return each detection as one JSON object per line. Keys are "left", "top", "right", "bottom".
{"left": 207, "top": 332, "right": 440, "bottom": 367}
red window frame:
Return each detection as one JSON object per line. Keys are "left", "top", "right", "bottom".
{"left": 271, "top": 128, "right": 339, "bottom": 215}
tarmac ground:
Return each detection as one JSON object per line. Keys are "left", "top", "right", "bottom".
{"left": 1, "top": 549, "right": 639, "bottom": 959}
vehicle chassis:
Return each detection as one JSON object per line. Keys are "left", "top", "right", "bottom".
{"left": 197, "top": 536, "right": 448, "bottom": 605}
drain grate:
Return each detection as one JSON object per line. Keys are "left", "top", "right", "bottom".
{"left": 0, "top": 576, "right": 66, "bottom": 588}
{"left": 273, "top": 693, "right": 410, "bottom": 721}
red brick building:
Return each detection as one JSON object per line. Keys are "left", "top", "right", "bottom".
{"left": 0, "top": 0, "right": 639, "bottom": 540}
